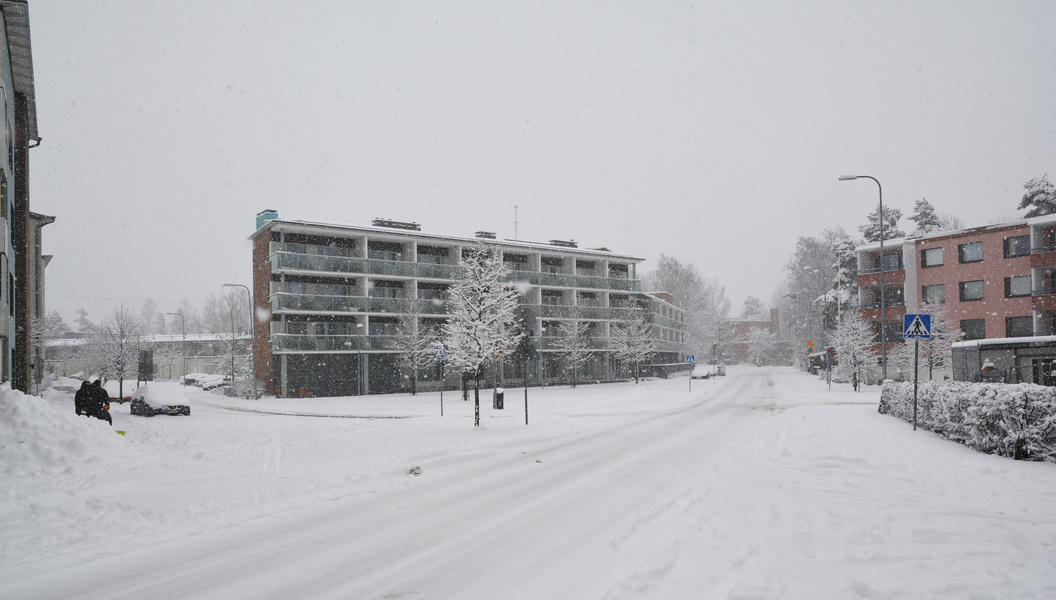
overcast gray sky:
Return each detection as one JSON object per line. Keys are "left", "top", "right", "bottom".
{"left": 27, "top": 0, "right": 1056, "bottom": 327}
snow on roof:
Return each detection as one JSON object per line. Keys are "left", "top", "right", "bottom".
{"left": 252, "top": 218, "right": 645, "bottom": 262}
{"left": 952, "top": 335, "right": 1056, "bottom": 349}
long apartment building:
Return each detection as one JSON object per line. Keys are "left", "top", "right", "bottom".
{"left": 856, "top": 213, "right": 1056, "bottom": 381}
{"left": 250, "top": 212, "right": 688, "bottom": 397}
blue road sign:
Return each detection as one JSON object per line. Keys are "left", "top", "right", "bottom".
{"left": 903, "top": 314, "right": 932, "bottom": 339}
{"left": 687, "top": 355, "right": 696, "bottom": 363}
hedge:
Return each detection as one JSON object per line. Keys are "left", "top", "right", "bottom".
{"left": 878, "top": 380, "right": 1056, "bottom": 462}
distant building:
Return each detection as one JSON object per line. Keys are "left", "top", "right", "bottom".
{"left": 722, "top": 308, "right": 793, "bottom": 365}
{"left": 250, "top": 213, "right": 689, "bottom": 397}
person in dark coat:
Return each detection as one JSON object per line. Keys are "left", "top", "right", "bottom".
{"left": 74, "top": 381, "right": 91, "bottom": 416}
{"left": 88, "top": 380, "right": 112, "bottom": 425}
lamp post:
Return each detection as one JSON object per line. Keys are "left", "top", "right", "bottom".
{"left": 165, "top": 312, "right": 186, "bottom": 384}
{"left": 839, "top": 175, "right": 887, "bottom": 380}
{"left": 223, "top": 283, "right": 257, "bottom": 400}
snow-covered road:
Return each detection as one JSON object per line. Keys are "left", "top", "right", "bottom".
{"left": 4, "top": 367, "right": 1055, "bottom": 599}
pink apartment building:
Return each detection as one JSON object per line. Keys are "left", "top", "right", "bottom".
{"left": 856, "top": 214, "right": 1056, "bottom": 383}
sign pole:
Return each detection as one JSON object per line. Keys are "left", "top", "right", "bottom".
{"left": 903, "top": 314, "right": 930, "bottom": 432}
{"left": 913, "top": 338, "right": 919, "bottom": 431}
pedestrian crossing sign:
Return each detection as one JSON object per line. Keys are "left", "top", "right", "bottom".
{"left": 903, "top": 314, "right": 932, "bottom": 339}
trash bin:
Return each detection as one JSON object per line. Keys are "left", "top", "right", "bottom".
{"left": 493, "top": 387, "right": 504, "bottom": 410}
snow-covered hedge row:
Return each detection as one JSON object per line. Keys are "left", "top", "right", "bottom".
{"left": 878, "top": 381, "right": 1056, "bottom": 462}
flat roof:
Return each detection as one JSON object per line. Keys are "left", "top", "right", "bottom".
{"left": 253, "top": 218, "right": 645, "bottom": 262}
{"left": 952, "top": 335, "right": 1056, "bottom": 349}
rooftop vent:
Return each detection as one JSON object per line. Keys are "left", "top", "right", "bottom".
{"left": 372, "top": 218, "right": 421, "bottom": 231}
{"left": 256, "top": 209, "right": 278, "bottom": 230}
{"left": 475, "top": 231, "right": 496, "bottom": 239}
{"left": 549, "top": 239, "right": 578, "bottom": 248}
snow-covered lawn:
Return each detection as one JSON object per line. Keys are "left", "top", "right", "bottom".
{"left": 2, "top": 366, "right": 1054, "bottom": 599}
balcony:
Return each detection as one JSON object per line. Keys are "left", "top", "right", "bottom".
{"left": 271, "top": 292, "right": 447, "bottom": 315}
{"left": 271, "top": 250, "right": 642, "bottom": 292}
{"left": 528, "top": 304, "right": 641, "bottom": 321}
{"left": 538, "top": 337, "right": 612, "bottom": 351}
{"left": 271, "top": 334, "right": 402, "bottom": 352}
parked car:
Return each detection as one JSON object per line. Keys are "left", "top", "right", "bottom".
{"left": 198, "top": 374, "right": 229, "bottom": 391}
{"left": 130, "top": 383, "right": 191, "bottom": 417}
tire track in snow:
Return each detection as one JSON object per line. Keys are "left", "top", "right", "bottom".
{"left": 11, "top": 371, "right": 782, "bottom": 600}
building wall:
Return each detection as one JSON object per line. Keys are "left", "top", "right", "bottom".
{"left": 252, "top": 219, "right": 688, "bottom": 397}
{"left": 915, "top": 224, "right": 1032, "bottom": 340}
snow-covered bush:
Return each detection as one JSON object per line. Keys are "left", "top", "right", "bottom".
{"left": 879, "top": 381, "right": 1056, "bottom": 462}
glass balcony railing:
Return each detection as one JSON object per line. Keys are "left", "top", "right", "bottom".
{"left": 272, "top": 292, "right": 451, "bottom": 315}
{"left": 271, "top": 334, "right": 403, "bottom": 352}
{"left": 271, "top": 249, "right": 644, "bottom": 292}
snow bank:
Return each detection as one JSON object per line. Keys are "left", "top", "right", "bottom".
{"left": 879, "top": 380, "right": 1056, "bottom": 461}
{"left": 0, "top": 383, "right": 127, "bottom": 477}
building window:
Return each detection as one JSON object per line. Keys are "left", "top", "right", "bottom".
{"left": 874, "top": 253, "right": 903, "bottom": 271}
{"left": 541, "top": 289, "right": 564, "bottom": 306}
{"left": 608, "top": 263, "right": 629, "bottom": 279}
{"left": 369, "top": 280, "right": 403, "bottom": 298}
{"left": 367, "top": 240, "right": 403, "bottom": 261}
{"left": 958, "top": 242, "right": 983, "bottom": 263}
{"left": 921, "top": 247, "right": 944, "bottom": 268}
{"left": 922, "top": 284, "right": 945, "bottom": 304}
{"left": 880, "top": 286, "right": 904, "bottom": 306}
{"left": 541, "top": 256, "right": 563, "bottom": 274}
{"left": 959, "top": 280, "right": 984, "bottom": 301}
{"left": 417, "top": 245, "right": 449, "bottom": 265}
{"left": 1003, "top": 235, "right": 1031, "bottom": 258}
{"left": 1006, "top": 316, "right": 1033, "bottom": 337}
{"left": 1004, "top": 275, "right": 1032, "bottom": 298}
{"left": 960, "top": 319, "right": 986, "bottom": 340}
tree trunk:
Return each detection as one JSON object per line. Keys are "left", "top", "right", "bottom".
{"left": 473, "top": 372, "right": 481, "bottom": 428}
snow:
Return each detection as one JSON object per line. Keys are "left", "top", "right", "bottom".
{"left": 130, "top": 382, "right": 191, "bottom": 406}
{"left": 3, "top": 367, "right": 1055, "bottom": 599}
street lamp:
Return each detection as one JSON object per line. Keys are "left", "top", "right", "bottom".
{"left": 223, "top": 283, "right": 257, "bottom": 400}
{"left": 165, "top": 312, "right": 186, "bottom": 384}
{"left": 839, "top": 175, "right": 887, "bottom": 380}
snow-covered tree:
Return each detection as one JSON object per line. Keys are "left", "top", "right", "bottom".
{"left": 644, "top": 255, "right": 730, "bottom": 359}
{"left": 552, "top": 320, "right": 595, "bottom": 388}
{"left": 741, "top": 296, "right": 765, "bottom": 319}
{"left": 85, "top": 305, "right": 143, "bottom": 399}
{"left": 202, "top": 291, "right": 249, "bottom": 336}
{"left": 442, "top": 241, "right": 523, "bottom": 427}
{"left": 937, "top": 212, "right": 964, "bottom": 231}
{"left": 917, "top": 302, "right": 954, "bottom": 380}
{"left": 777, "top": 235, "right": 835, "bottom": 350}
{"left": 140, "top": 298, "right": 161, "bottom": 335}
{"left": 819, "top": 228, "right": 859, "bottom": 330}
{"left": 1018, "top": 174, "right": 1056, "bottom": 218}
{"left": 75, "top": 308, "right": 94, "bottom": 333}
{"left": 745, "top": 328, "right": 778, "bottom": 366}
{"left": 392, "top": 316, "right": 439, "bottom": 395}
{"left": 30, "top": 311, "right": 67, "bottom": 392}
{"left": 612, "top": 312, "right": 658, "bottom": 383}
{"left": 859, "top": 205, "right": 906, "bottom": 243}
{"left": 909, "top": 198, "right": 942, "bottom": 235}
{"left": 176, "top": 298, "right": 204, "bottom": 334}
{"left": 829, "top": 307, "right": 876, "bottom": 385}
